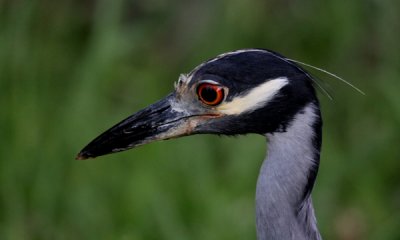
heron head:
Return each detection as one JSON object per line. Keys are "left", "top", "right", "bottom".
{"left": 76, "top": 49, "right": 317, "bottom": 160}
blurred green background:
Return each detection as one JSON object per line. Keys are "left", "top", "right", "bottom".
{"left": 1, "top": 0, "right": 399, "bottom": 239}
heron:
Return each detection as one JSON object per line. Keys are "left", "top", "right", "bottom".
{"left": 77, "top": 49, "right": 326, "bottom": 239}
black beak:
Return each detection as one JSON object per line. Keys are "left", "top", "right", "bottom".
{"left": 76, "top": 93, "right": 198, "bottom": 160}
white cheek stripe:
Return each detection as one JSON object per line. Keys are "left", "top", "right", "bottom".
{"left": 217, "top": 77, "right": 288, "bottom": 115}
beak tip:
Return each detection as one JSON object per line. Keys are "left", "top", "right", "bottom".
{"left": 75, "top": 151, "right": 91, "bottom": 160}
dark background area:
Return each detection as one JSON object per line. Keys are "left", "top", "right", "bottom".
{"left": 1, "top": 0, "right": 399, "bottom": 239}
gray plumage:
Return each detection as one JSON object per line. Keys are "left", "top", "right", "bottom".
{"left": 256, "top": 103, "right": 321, "bottom": 240}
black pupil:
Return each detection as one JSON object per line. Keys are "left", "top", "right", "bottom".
{"left": 201, "top": 86, "right": 218, "bottom": 102}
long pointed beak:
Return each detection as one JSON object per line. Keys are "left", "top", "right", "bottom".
{"left": 76, "top": 94, "right": 201, "bottom": 160}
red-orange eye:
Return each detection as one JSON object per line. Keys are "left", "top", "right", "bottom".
{"left": 197, "top": 83, "right": 225, "bottom": 106}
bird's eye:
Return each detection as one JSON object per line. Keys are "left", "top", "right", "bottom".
{"left": 197, "top": 83, "right": 225, "bottom": 106}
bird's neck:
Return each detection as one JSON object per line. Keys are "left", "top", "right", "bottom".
{"left": 256, "top": 102, "right": 322, "bottom": 240}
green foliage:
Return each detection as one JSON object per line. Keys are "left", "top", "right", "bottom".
{"left": 1, "top": 0, "right": 399, "bottom": 239}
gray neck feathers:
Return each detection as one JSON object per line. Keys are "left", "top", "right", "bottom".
{"left": 256, "top": 103, "right": 322, "bottom": 240}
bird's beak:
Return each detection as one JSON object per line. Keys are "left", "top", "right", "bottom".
{"left": 76, "top": 93, "right": 217, "bottom": 160}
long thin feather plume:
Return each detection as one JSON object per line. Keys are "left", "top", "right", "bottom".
{"left": 287, "top": 58, "right": 365, "bottom": 96}
{"left": 263, "top": 49, "right": 365, "bottom": 99}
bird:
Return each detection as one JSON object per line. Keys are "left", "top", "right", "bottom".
{"left": 77, "top": 49, "right": 325, "bottom": 240}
